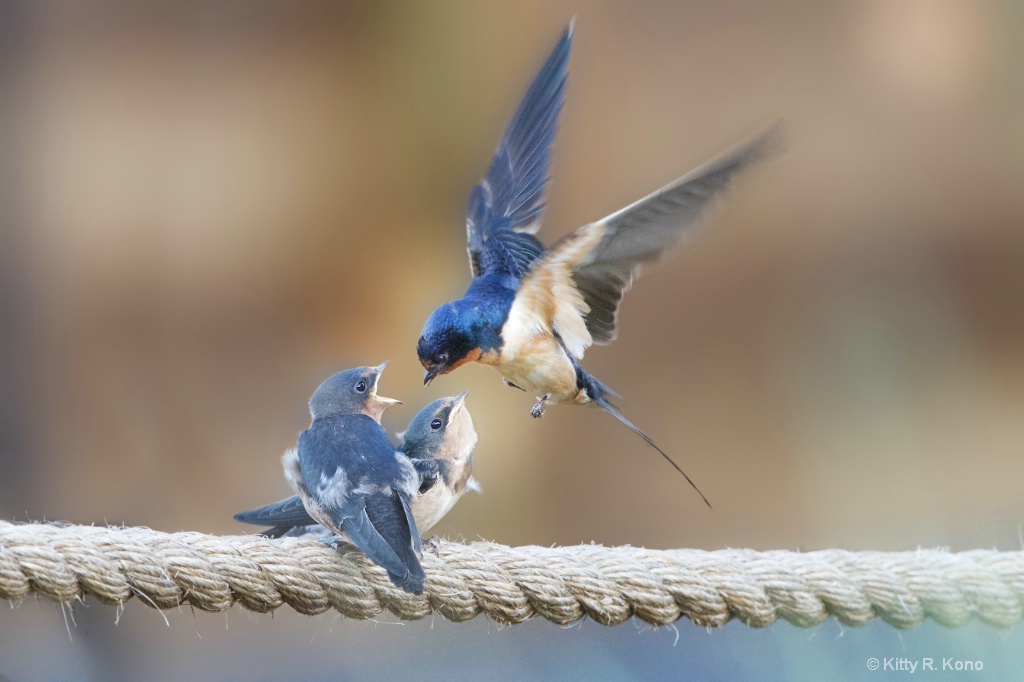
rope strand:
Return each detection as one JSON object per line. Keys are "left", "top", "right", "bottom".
{"left": 1, "top": 521, "right": 1021, "bottom": 629}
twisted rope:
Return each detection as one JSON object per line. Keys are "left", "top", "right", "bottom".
{"left": 1, "top": 521, "right": 1021, "bottom": 629}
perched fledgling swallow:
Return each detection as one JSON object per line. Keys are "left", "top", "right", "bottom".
{"left": 234, "top": 392, "right": 479, "bottom": 541}
{"left": 416, "top": 22, "right": 781, "bottom": 507}
{"left": 395, "top": 390, "right": 479, "bottom": 530}
{"left": 273, "top": 363, "right": 429, "bottom": 594}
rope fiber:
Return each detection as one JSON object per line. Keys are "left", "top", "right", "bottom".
{"left": 1, "top": 521, "right": 1021, "bottom": 629}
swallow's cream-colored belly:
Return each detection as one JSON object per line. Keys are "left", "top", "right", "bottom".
{"left": 487, "top": 334, "right": 588, "bottom": 405}
{"left": 412, "top": 487, "right": 456, "bottom": 533}
{"left": 412, "top": 442, "right": 474, "bottom": 532}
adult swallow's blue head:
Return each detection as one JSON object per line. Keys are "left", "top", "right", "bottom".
{"left": 417, "top": 290, "right": 512, "bottom": 385}
{"left": 417, "top": 303, "right": 486, "bottom": 385}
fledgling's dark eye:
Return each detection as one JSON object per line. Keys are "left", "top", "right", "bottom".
{"left": 418, "top": 471, "right": 438, "bottom": 495}
{"left": 355, "top": 380, "right": 367, "bottom": 393}
{"left": 430, "top": 418, "right": 443, "bottom": 430}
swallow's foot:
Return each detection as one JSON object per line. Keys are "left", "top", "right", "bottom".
{"left": 423, "top": 535, "right": 443, "bottom": 556}
{"left": 319, "top": 533, "right": 344, "bottom": 550}
{"left": 503, "top": 378, "right": 526, "bottom": 391}
{"left": 531, "top": 399, "right": 546, "bottom": 418}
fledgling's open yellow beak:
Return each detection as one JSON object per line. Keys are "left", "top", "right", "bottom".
{"left": 371, "top": 361, "right": 403, "bottom": 407}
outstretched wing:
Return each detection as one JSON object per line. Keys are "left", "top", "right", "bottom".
{"left": 572, "top": 123, "right": 784, "bottom": 344}
{"left": 465, "top": 22, "right": 574, "bottom": 280}
{"left": 233, "top": 495, "right": 315, "bottom": 528}
{"left": 515, "top": 124, "right": 783, "bottom": 358}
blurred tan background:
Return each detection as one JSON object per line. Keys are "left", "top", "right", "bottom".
{"left": 1, "top": 1, "right": 1023, "bottom": 678}
{"left": 4, "top": 0, "right": 1023, "bottom": 549}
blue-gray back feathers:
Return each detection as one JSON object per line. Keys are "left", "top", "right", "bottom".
{"left": 299, "top": 412, "right": 424, "bottom": 593}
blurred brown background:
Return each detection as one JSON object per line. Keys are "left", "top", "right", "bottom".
{"left": 1, "top": 1, "right": 1023, "bottom": 679}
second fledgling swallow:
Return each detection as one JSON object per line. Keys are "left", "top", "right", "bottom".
{"left": 394, "top": 390, "right": 479, "bottom": 530}
{"left": 280, "top": 363, "right": 429, "bottom": 594}
{"left": 416, "top": 22, "right": 781, "bottom": 507}
{"left": 234, "top": 392, "right": 479, "bottom": 541}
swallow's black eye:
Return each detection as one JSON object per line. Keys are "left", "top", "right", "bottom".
{"left": 430, "top": 418, "right": 443, "bottom": 430}
{"left": 418, "top": 471, "right": 439, "bottom": 495}
{"left": 438, "top": 352, "right": 448, "bottom": 364}
{"left": 355, "top": 380, "right": 367, "bottom": 393}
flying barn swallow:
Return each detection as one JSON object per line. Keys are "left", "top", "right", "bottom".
{"left": 234, "top": 392, "right": 479, "bottom": 541}
{"left": 415, "top": 22, "right": 780, "bottom": 507}
{"left": 272, "top": 363, "right": 429, "bottom": 594}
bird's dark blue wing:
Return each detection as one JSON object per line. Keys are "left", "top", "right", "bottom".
{"left": 344, "top": 491, "right": 426, "bottom": 594}
{"left": 297, "top": 415, "right": 392, "bottom": 489}
{"left": 466, "top": 22, "right": 574, "bottom": 279}
{"left": 297, "top": 415, "right": 426, "bottom": 594}
{"left": 233, "top": 496, "right": 315, "bottom": 527}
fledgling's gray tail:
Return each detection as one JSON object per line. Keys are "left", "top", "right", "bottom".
{"left": 234, "top": 495, "right": 315, "bottom": 527}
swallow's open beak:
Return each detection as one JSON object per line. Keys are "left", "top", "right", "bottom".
{"left": 371, "top": 361, "right": 403, "bottom": 406}
{"left": 423, "top": 366, "right": 440, "bottom": 386}
{"left": 451, "top": 390, "right": 468, "bottom": 413}
{"left": 445, "top": 390, "right": 469, "bottom": 426}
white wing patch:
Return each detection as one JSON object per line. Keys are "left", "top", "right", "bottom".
{"left": 316, "top": 468, "right": 349, "bottom": 509}
{"left": 352, "top": 479, "right": 382, "bottom": 497}
{"left": 281, "top": 448, "right": 305, "bottom": 496}
{"left": 514, "top": 218, "right": 542, "bottom": 235}
{"left": 397, "top": 456, "right": 421, "bottom": 498}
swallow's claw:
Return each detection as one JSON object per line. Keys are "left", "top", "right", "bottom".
{"left": 423, "top": 535, "right": 443, "bottom": 557}
{"left": 319, "top": 533, "right": 344, "bottom": 550}
{"left": 531, "top": 400, "right": 546, "bottom": 418}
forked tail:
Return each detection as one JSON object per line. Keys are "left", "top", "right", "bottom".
{"left": 592, "top": 393, "right": 712, "bottom": 510}
{"left": 554, "top": 330, "right": 711, "bottom": 508}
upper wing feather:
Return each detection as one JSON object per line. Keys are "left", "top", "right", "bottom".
{"left": 570, "top": 123, "right": 784, "bottom": 345}
{"left": 465, "top": 22, "right": 574, "bottom": 280}
{"left": 516, "top": 123, "right": 783, "bottom": 357}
